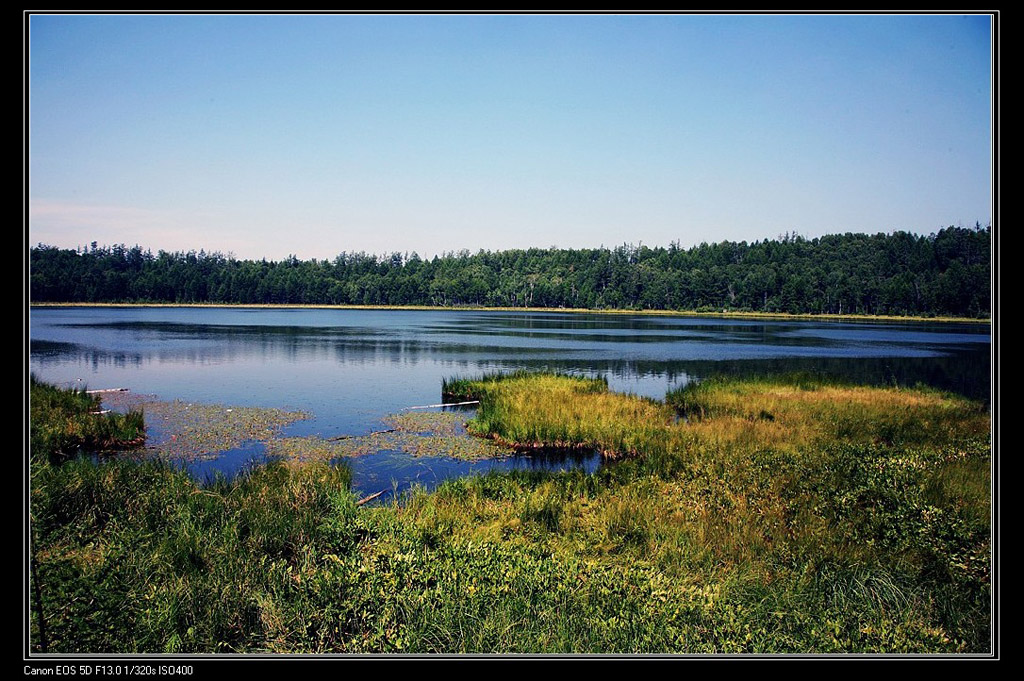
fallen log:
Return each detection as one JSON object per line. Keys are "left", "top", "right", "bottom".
{"left": 356, "top": 489, "right": 387, "bottom": 506}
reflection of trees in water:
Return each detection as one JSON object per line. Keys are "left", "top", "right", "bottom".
{"left": 31, "top": 323, "right": 991, "bottom": 403}
{"left": 30, "top": 341, "right": 145, "bottom": 371}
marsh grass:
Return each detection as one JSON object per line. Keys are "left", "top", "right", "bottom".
{"left": 30, "top": 375, "right": 146, "bottom": 464}
{"left": 29, "top": 373, "right": 991, "bottom": 653}
{"left": 436, "top": 371, "right": 992, "bottom": 650}
{"left": 452, "top": 371, "right": 670, "bottom": 457}
{"left": 442, "top": 369, "right": 607, "bottom": 403}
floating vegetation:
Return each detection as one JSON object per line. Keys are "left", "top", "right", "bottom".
{"left": 383, "top": 410, "right": 469, "bottom": 437}
{"left": 382, "top": 409, "right": 512, "bottom": 459}
{"left": 391, "top": 429, "right": 511, "bottom": 460}
{"left": 267, "top": 410, "right": 511, "bottom": 465}
{"left": 98, "top": 391, "right": 508, "bottom": 465}
{"left": 267, "top": 436, "right": 372, "bottom": 463}
{"left": 101, "top": 391, "right": 309, "bottom": 461}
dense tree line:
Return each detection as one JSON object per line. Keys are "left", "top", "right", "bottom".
{"left": 29, "top": 225, "right": 991, "bottom": 317}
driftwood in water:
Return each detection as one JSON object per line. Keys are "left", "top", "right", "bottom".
{"left": 404, "top": 400, "right": 480, "bottom": 410}
{"left": 356, "top": 489, "right": 386, "bottom": 506}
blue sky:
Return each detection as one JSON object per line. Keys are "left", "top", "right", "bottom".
{"left": 28, "top": 12, "right": 993, "bottom": 261}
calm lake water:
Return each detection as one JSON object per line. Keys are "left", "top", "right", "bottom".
{"left": 29, "top": 306, "right": 991, "bottom": 497}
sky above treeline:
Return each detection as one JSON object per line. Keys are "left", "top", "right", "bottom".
{"left": 28, "top": 12, "right": 994, "bottom": 262}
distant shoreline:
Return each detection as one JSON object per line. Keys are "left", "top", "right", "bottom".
{"left": 28, "top": 301, "right": 990, "bottom": 324}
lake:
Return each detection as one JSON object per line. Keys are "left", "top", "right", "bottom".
{"left": 28, "top": 306, "right": 991, "bottom": 497}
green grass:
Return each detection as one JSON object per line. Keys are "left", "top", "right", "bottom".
{"left": 442, "top": 369, "right": 608, "bottom": 403}
{"left": 28, "top": 373, "right": 991, "bottom": 654}
{"left": 32, "top": 457, "right": 356, "bottom": 653}
{"left": 30, "top": 374, "right": 146, "bottom": 464}
{"left": 449, "top": 371, "right": 664, "bottom": 457}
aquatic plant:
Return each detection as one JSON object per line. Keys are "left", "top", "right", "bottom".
{"left": 100, "top": 391, "right": 309, "bottom": 461}
{"left": 266, "top": 411, "right": 511, "bottom": 465}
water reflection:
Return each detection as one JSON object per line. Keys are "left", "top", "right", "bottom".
{"left": 29, "top": 307, "right": 991, "bottom": 494}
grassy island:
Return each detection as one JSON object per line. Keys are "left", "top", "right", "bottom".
{"left": 28, "top": 372, "right": 991, "bottom": 654}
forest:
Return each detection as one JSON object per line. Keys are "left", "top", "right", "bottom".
{"left": 29, "top": 224, "right": 991, "bottom": 317}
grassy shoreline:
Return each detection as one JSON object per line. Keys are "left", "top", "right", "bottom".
{"left": 29, "top": 375, "right": 146, "bottom": 463}
{"left": 28, "top": 301, "right": 990, "bottom": 324}
{"left": 28, "top": 373, "right": 991, "bottom": 654}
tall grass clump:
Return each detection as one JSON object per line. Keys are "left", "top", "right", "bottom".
{"left": 442, "top": 369, "right": 608, "bottom": 403}
{"left": 453, "top": 371, "right": 671, "bottom": 457}
{"left": 30, "top": 374, "right": 145, "bottom": 464}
